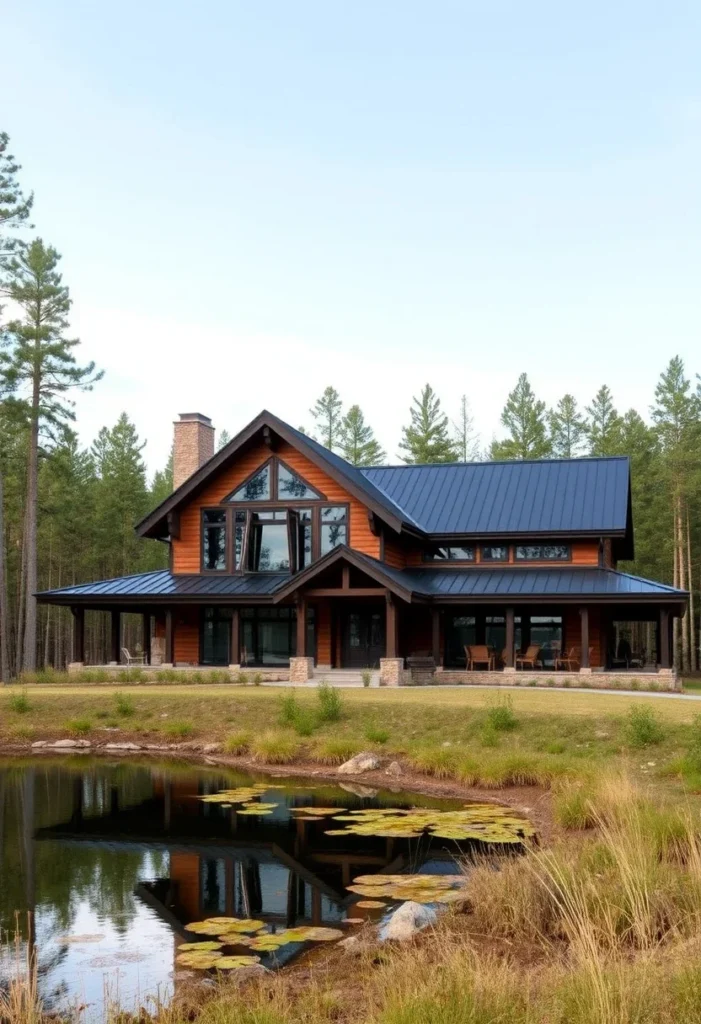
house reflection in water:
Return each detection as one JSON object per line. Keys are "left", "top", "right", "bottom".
{"left": 34, "top": 772, "right": 443, "bottom": 961}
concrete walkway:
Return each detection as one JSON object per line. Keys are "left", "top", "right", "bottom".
{"left": 262, "top": 679, "right": 701, "bottom": 700}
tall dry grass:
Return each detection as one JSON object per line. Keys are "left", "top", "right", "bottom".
{"left": 0, "top": 926, "right": 42, "bottom": 1024}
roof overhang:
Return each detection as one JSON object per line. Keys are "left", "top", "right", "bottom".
{"left": 135, "top": 411, "right": 411, "bottom": 540}
{"left": 271, "top": 546, "right": 423, "bottom": 604}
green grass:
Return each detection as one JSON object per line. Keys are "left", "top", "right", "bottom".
{"left": 624, "top": 705, "right": 666, "bottom": 748}
{"left": 164, "top": 719, "right": 194, "bottom": 738}
{"left": 66, "top": 717, "right": 92, "bottom": 735}
{"left": 113, "top": 692, "right": 135, "bottom": 717}
{"left": 316, "top": 681, "right": 343, "bottom": 722}
{"left": 365, "top": 725, "right": 390, "bottom": 744}
{"left": 223, "top": 730, "right": 250, "bottom": 755}
{"left": 7, "top": 690, "right": 31, "bottom": 714}
{"left": 250, "top": 730, "right": 301, "bottom": 764}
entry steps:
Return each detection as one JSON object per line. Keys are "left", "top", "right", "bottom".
{"left": 314, "top": 669, "right": 380, "bottom": 687}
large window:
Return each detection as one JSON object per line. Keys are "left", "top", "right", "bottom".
{"left": 424, "top": 545, "right": 475, "bottom": 562}
{"left": 278, "top": 464, "right": 320, "bottom": 500}
{"left": 321, "top": 506, "right": 347, "bottom": 555}
{"left": 227, "top": 458, "right": 322, "bottom": 503}
{"left": 248, "top": 511, "right": 290, "bottom": 571}
{"left": 515, "top": 545, "right": 570, "bottom": 561}
{"left": 529, "top": 615, "right": 563, "bottom": 668}
{"left": 201, "top": 606, "right": 233, "bottom": 665}
{"left": 241, "top": 607, "right": 315, "bottom": 667}
{"left": 481, "top": 545, "right": 509, "bottom": 562}
{"left": 203, "top": 510, "right": 227, "bottom": 570}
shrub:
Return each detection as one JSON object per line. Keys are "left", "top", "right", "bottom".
{"left": 67, "top": 718, "right": 92, "bottom": 735}
{"left": 561, "top": 678, "right": 571, "bottom": 688}
{"left": 291, "top": 707, "right": 317, "bottom": 736}
{"left": 486, "top": 695, "right": 518, "bottom": 732}
{"left": 223, "top": 731, "right": 250, "bottom": 755}
{"left": 365, "top": 725, "right": 389, "bottom": 745}
{"left": 251, "top": 731, "right": 301, "bottom": 764}
{"left": 361, "top": 670, "right": 372, "bottom": 688}
{"left": 629, "top": 678, "right": 641, "bottom": 691}
{"left": 121, "top": 668, "right": 144, "bottom": 683}
{"left": 479, "top": 725, "right": 500, "bottom": 748}
{"left": 312, "top": 737, "right": 360, "bottom": 765}
{"left": 545, "top": 740, "right": 567, "bottom": 755}
{"left": 238, "top": 672, "right": 249, "bottom": 685}
{"left": 114, "top": 692, "right": 135, "bottom": 717}
{"left": 477, "top": 753, "right": 553, "bottom": 788}
{"left": 8, "top": 690, "right": 31, "bottom": 714}
{"left": 317, "top": 681, "right": 343, "bottom": 722}
{"left": 279, "top": 692, "right": 299, "bottom": 726}
{"left": 455, "top": 755, "right": 480, "bottom": 785}
{"left": 546, "top": 677, "right": 556, "bottom": 687}
{"left": 156, "top": 668, "right": 178, "bottom": 682}
{"left": 203, "top": 669, "right": 230, "bottom": 684}
{"left": 165, "top": 720, "right": 194, "bottom": 738}
{"left": 77, "top": 669, "right": 110, "bottom": 683}
{"left": 253, "top": 672, "right": 263, "bottom": 686}
{"left": 624, "top": 705, "right": 665, "bottom": 748}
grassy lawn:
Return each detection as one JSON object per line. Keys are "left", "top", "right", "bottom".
{"left": 3, "top": 682, "right": 701, "bottom": 794}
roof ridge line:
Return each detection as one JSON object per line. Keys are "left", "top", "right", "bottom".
{"left": 362, "top": 455, "right": 631, "bottom": 470}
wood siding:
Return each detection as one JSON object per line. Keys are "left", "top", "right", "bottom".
{"left": 174, "top": 608, "right": 199, "bottom": 664}
{"left": 564, "top": 606, "right": 603, "bottom": 667}
{"left": 316, "top": 602, "right": 332, "bottom": 666}
{"left": 172, "top": 441, "right": 380, "bottom": 573}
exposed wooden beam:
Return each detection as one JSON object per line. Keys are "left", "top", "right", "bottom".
{"left": 342, "top": 565, "right": 350, "bottom": 589}
{"left": 142, "top": 613, "right": 151, "bottom": 665}
{"left": 660, "top": 608, "right": 671, "bottom": 669}
{"left": 303, "top": 587, "right": 387, "bottom": 598}
{"left": 580, "top": 607, "right": 590, "bottom": 668}
{"left": 167, "top": 510, "right": 180, "bottom": 540}
{"left": 165, "top": 609, "right": 174, "bottom": 664}
{"left": 296, "top": 595, "right": 307, "bottom": 657}
{"left": 263, "top": 425, "right": 277, "bottom": 450}
{"left": 230, "top": 608, "right": 240, "bottom": 665}
{"left": 367, "top": 510, "right": 381, "bottom": 537}
{"left": 431, "top": 608, "right": 441, "bottom": 666}
{"left": 110, "top": 610, "right": 120, "bottom": 664}
{"left": 386, "top": 593, "right": 398, "bottom": 659}
{"left": 505, "top": 607, "right": 515, "bottom": 668}
{"left": 72, "top": 607, "right": 85, "bottom": 663}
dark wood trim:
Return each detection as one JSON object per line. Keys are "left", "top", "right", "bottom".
{"left": 304, "top": 587, "right": 387, "bottom": 598}
{"left": 431, "top": 608, "right": 441, "bottom": 666}
{"left": 263, "top": 425, "right": 275, "bottom": 450}
{"left": 342, "top": 565, "right": 350, "bottom": 589}
{"left": 200, "top": 506, "right": 230, "bottom": 574}
{"left": 296, "top": 596, "right": 307, "bottom": 656}
{"left": 272, "top": 545, "right": 415, "bottom": 604}
{"left": 110, "top": 610, "right": 120, "bottom": 663}
{"left": 505, "top": 606, "right": 514, "bottom": 668}
{"left": 142, "top": 613, "right": 151, "bottom": 665}
{"left": 660, "top": 608, "right": 670, "bottom": 669}
{"left": 230, "top": 608, "right": 240, "bottom": 664}
{"left": 367, "top": 510, "right": 381, "bottom": 537}
{"left": 167, "top": 510, "right": 180, "bottom": 540}
{"left": 72, "top": 607, "right": 85, "bottom": 663}
{"left": 379, "top": 527, "right": 385, "bottom": 563}
{"left": 386, "top": 593, "right": 398, "bottom": 659}
{"left": 165, "top": 609, "right": 174, "bottom": 664}
{"left": 221, "top": 454, "right": 327, "bottom": 505}
{"left": 580, "top": 607, "right": 590, "bottom": 668}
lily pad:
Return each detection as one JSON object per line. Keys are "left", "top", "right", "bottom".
{"left": 355, "top": 900, "right": 387, "bottom": 909}
{"left": 290, "top": 807, "right": 346, "bottom": 816}
{"left": 215, "top": 955, "right": 262, "bottom": 969}
{"left": 324, "top": 804, "right": 535, "bottom": 845}
{"left": 186, "top": 917, "right": 265, "bottom": 936}
{"left": 278, "top": 926, "right": 344, "bottom": 942}
{"left": 177, "top": 941, "right": 223, "bottom": 952}
{"left": 236, "top": 807, "right": 274, "bottom": 815}
{"left": 176, "top": 950, "right": 223, "bottom": 969}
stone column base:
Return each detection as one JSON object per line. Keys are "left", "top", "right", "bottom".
{"left": 289, "top": 656, "right": 314, "bottom": 683}
{"left": 67, "top": 662, "right": 84, "bottom": 674}
{"left": 503, "top": 666, "right": 517, "bottom": 675}
{"left": 150, "top": 635, "right": 165, "bottom": 667}
{"left": 380, "top": 658, "right": 405, "bottom": 686}
{"left": 579, "top": 667, "right": 593, "bottom": 675}
{"left": 160, "top": 662, "right": 174, "bottom": 670}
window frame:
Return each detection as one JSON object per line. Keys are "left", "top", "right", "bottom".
{"left": 480, "top": 544, "right": 510, "bottom": 563}
{"left": 422, "top": 545, "right": 476, "bottom": 562}
{"left": 200, "top": 508, "right": 230, "bottom": 574}
{"left": 223, "top": 456, "right": 327, "bottom": 504}
{"left": 514, "top": 544, "right": 572, "bottom": 563}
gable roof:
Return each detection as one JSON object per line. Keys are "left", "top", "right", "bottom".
{"left": 136, "top": 410, "right": 632, "bottom": 551}
{"left": 361, "top": 458, "right": 631, "bottom": 539}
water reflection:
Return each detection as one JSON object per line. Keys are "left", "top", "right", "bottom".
{"left": 0, "top": 759, "right": 469, "bottom": 1018}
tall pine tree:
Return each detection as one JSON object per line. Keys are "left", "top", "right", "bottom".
{"left": 548, "top": 394, "right": 587, "bottom": 458}
{"left": 310, "top": 386, "right": 343, "bottom": 451}
{"left": 339, "top": 405, "right": 385, "bottom": 466}
{"left": 453, "top": 395, "right": 480, "bottom": 461}
{"left": 399, "top": 384, "right": 457, "bottom": 464}
{"left": 0, "top": 240, "right": 102, "bottom": 670}
{"left": 586, "top": 385, "right": 622, "bottom": 455}
{"left": 490, "top": 374, "right": 551, "bottom": 460}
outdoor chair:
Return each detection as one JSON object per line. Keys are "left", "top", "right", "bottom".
{"left": 465, "top": 644, "right": 496, "bottom": 671}
{"left": 515, "top": 644, "right": 541, "bottom": 670}
{"left": 121, "top": 647, "right": 146, "bottom": 666}
{"left": 555, "top": 646, "right": 581, "bottom": 671}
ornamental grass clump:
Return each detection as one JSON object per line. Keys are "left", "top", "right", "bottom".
{"left": 223, "top": 730, "right": 250, "bottom": 755}
{"left": 485, "top": 694, "right": 518, "bottom": 732}
{"left": 311, "top": 736, "right": 360, "bottom": 765}
{"left": 624, "top": 705, "right": 665, "bottom": 748}
{"left": 251, "top": 730, "right": 301, "bottom": 764}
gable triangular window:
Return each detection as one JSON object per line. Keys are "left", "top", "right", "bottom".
{"left": 229, "top": 463, "right": 271, "bottom": 502}
{"left": 278, "top": 462, "right": 322, "bottom": 500}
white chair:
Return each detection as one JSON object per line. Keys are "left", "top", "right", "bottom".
{"left": 122, "top": 647, "right": 146, "bottom": 666}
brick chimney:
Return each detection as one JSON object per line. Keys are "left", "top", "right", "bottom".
{"left": 173, "top": 413, "right": 215, "bottom": 489}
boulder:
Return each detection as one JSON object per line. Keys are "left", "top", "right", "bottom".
{"left": 104, "top": 742, "right": 141, "bottom": 751}
{"left": 386, "top": 761, "right": 402, "bottom": 777}
{"left": 31, "top": 741, "right": 47, "bottom": 748}
{"left": 380, "top": 901, "right": 436, "bottom": 942}
{"left": 52, "top": 739, "right": 91, "bottom": 749}
{"left": 203, "top": 743, "right": 221, "bottom": 753}
{"left": 337, "top": 751, "right": 381, "bottom": 775}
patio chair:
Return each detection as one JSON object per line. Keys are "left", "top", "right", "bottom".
{"left": 121, "top": 647, "right": 146, "bottom": 666}
{"left": 555, "top": 646, "right": 580, "bottom": 671}
{"left": 515, "top": 644, "right": 541, "bottom": 670}
{"left": 465, "top": 645, "right": 496, "bottom": 671}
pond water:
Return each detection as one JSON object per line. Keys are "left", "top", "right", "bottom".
{"left": 0, "top": 758, "right": 532, "bottom": 1020}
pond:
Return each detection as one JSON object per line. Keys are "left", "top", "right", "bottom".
{"left": 0, "top": 758, "right": 534, "bottom": 1020}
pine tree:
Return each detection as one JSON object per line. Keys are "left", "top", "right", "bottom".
{"left": 0, "top": 240, "right": 102, "bottom": 670}
{"left": 586, "top": 385, "right": 622, "bottom": 455}
{"left": 310, "top": 387, "right": 343, "bottom": 450}
{"left": 399, "top": 384, "right": 457, "bottom": 464}
{"left": 453, "top": 395, "right": 480, "bottom": 461}
{"left": 339, "top": 405, "right": 385, "bottom": 466}
{"left": 216, "top": 429, "right": 231, "bottom": 452}
{"left": 490, "top": 374, "right": 551, "bottom": 460}
{"left": 151, "top": 448, "right": 174, "bottom": 506}
{"left": 548, "top": 394, "right": 587, "bottom": 458}
{"left": 91, "top": 414, "right": 149, "bottom": 578}
{"left": 0, "top": 131, "right": 34, "bottom": 259}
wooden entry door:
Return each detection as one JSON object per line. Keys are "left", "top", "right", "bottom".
{"left": 342, "top": 608, "right": 385, "bottom": 668}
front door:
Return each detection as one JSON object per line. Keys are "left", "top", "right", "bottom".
{"left": 343, "top": 608, "right": 385, "bottom": 668}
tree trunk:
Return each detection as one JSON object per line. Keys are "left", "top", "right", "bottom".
{"left": 0, "top": 470, "right": 10, "bottom": 683}
{"left": 15, "top": 510, "right": 27, "bottom": 678}
{"left": 22, "top": 366, "right": 40, "bottom": 673}
{"left": 678, "top": 500, "right": 690, "bottom": 673}
{"left": 673, "top": 503, "right": 680, "bottom": 670}
{"left": 688, "top": 507, "right": 697, "bottom": 673}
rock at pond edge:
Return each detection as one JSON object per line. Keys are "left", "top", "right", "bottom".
{"left": 380, "top": 902, "right": 437, "bottom": 942}
{"left": 337, "top": 752, "right": 381, "bottom": 775}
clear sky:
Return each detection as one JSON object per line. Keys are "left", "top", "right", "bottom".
{"left": 4, "top": 1, "right": 701, "bottom": 472}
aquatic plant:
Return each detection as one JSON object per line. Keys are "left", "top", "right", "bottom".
{"left": 324, "top": 804, "right": 536, "bottom": 844}
{"left": 347, "top": 873, "right": 470, "bottom": 904}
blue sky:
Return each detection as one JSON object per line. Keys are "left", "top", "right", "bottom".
{"left": 4, "top": 1, "right": 701, "bottom": 471}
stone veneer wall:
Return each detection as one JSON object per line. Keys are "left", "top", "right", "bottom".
{"left": 173, "top": 413, "right": 215, "bottom": 490}
{"left": 432, "top": 669, "right": 680, "bottom": 692}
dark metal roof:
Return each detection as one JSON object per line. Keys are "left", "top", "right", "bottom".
{"left": 394, "top": 566, "right": 686, "bottom": 602}
{"left": 36, "top": 570, "right": 287, "bottom": 604}
{"left": 361, "top": 458, "right": 631, "bottom": 538}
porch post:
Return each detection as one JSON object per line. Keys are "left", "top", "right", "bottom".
{"left": 142, "top": 613, "right": 151, "bottom": 665}
{"left": 505, "top": 607, "right": 515, "bottom": 669}
{"left": 580, "top": 607, "right": 590, "bottom": 669}
{"left": 431, "top": 608, "right": 441, "bottom": 666}
{"left": 164, "top": 608, "right": 174, "bottom": 666}
{"left": 71, "top": 607, "right": 85, "bottom": 665}
{"left": 660, "top": 608, "right": 671, "bottom": 669}
{"left": 296, "top": 596, "right": 307, "bottom": 657}
{"left": 230, "top": 608, "right": 240, "bottom": 666}
{"left": 386, "top": 593, "right": 398, "bottom": 659}
{"left": 110, "top": 610, "right": 120, "bottom": 665}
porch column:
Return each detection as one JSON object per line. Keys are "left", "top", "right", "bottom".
{"left": 660, "top": 608, "right": 671, "bottom": 669}
{"left": 505, "top": 607, "right": 515, "bottom": 669}
{"left": 110, "top": 610, "right": 121, "bottom": 665}
{"left": 230, "top": 608, "right": 240, "bottom": 666}
{"left": 580, "top": 607, "right": 590, "bottom": 669}
{"left": 386, "top": 593, "right": 398, "bottom": 659}
{"left": 71, "top": 607, "right": 85, "bottom": 665}
{"left": 142, "top": 613, "right": 151, "bottom": 665}
{"left": 431, "top": 608, "right": 441, "bottom": 666}
{"left": 296, "top": 596, "right": 307, "bottom": 657}
{"left": 164, "top": 608, "right": 174, "bottom": 666}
